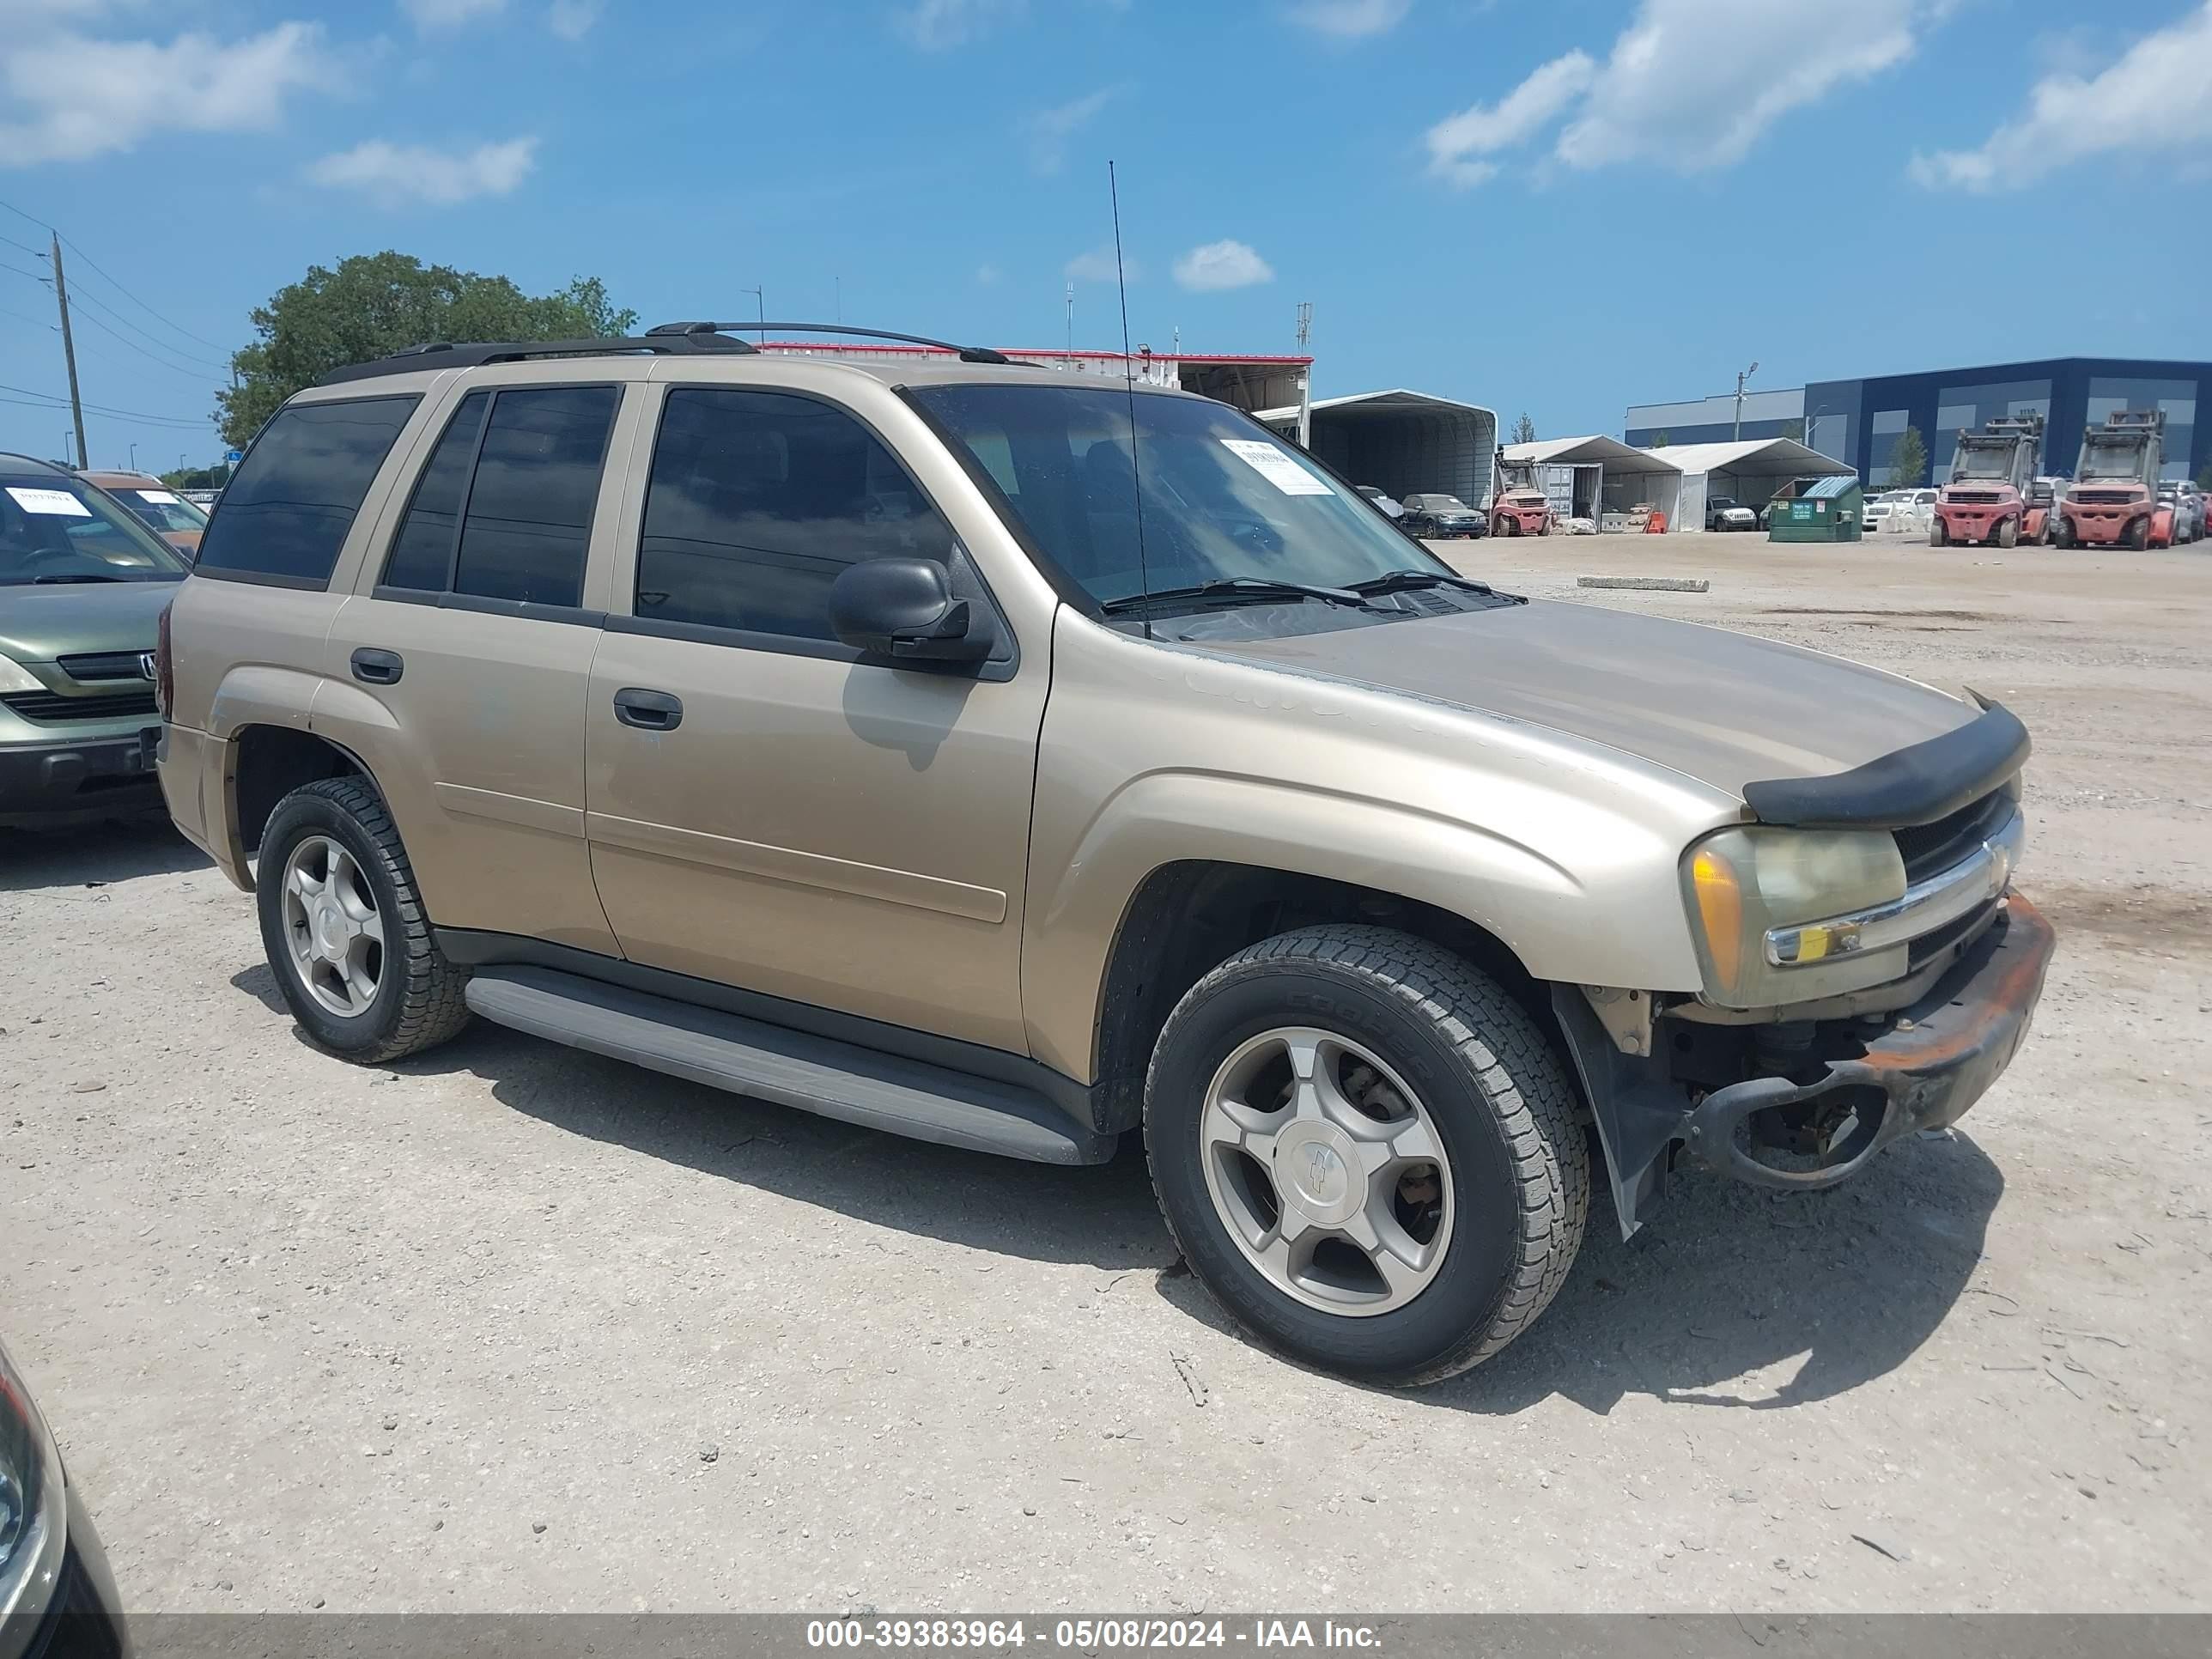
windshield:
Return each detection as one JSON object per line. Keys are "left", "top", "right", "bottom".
{"left": 907, "top": 384, "right": 1445, "bottom": 608}
{"left": 1428, "top": 495, "right": 1472, "bottom": 513}
{"left": 2, "top": 475, "right": 189, "bottom": 584}
{"left": 1951, "top": 446, "right": 2013, "bottom": 480}
{"left": 116, "top": 487, "right": 209, "bottom": 534}
{"left": 2080, "top": 438, "right": 2147, "bottom": 482}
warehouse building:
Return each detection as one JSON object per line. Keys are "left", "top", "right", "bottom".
{"left": 1626, "top": 356, "right": 2211, "bottom": 486}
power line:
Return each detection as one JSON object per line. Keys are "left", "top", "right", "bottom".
{"left": 0, "top": 380, "right": 211, "bottom": 428}
{"left": 65, "top": 332, "right": 214, "bottom": 386}
{"left": 0, "top": 305, "right": 55, "bottom": 331}
{"left": 0, "top": 195, "right": 232, "bottom": 361}
{"left": 0, "top": 233, "right": 46, "bottom": 259}
{"left": 64, "top": 284, "right": 229, "bottom": 374}
{"left": 0, "top": 259, "right": 49, "bottom": 284}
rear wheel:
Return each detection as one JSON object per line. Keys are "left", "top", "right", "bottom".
{"left": 1145, "top": 926, "right": 1588, "bottom": 1385}
{"left": 257, "top": 777, "right": 471, "bottom": 1064}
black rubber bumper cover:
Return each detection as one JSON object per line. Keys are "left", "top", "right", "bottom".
{"left": 15, "top": 1483, "right": 132, "bottom": 1659}
{"left": 0, "top": 728, "right": 161, "bottom": 823}
{"left": 1683, "top": 894, "right": 2056, "bottom": 1191}
{"left": 1742, "top": 698, "right": 2030, "bottom": 830}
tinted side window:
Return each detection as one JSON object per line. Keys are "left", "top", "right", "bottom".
{"left": 636, "top": 388, "right": 956, "bottom": 641}
{"left": 381, "top": 390, "right": 490, "bottom": 591}
{"left": 196, "top": 396, "right": 419, "bottom": 584}
{"left": 452, "top": 386, "right": 619, "bottom": 607}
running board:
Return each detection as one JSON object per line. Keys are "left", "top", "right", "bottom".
{"left": 463, "top": 966, "right": 1112, "bottom": 1166}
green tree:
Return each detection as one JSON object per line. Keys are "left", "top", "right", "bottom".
{"left": 217, "top": 252, "right": 637, "bottom": 447}
{"left": 1510, "top": 412, "right": 1537, "bottom": 445}
{"left": 1887, "top": 423, "right": 1929, "bottom": 488}
{"left": 1649, "top": 430, "right": 1670, "bottom": 447}
{"left": 2197, "top": 460, "right": 2212, "bottom": 492}
{"left": 160, "top": 464, "right": 230, "bottom": 489}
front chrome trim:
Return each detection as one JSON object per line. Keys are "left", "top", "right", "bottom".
{"left": 1765, "top": 807, "right": 2022, "bottom": 968}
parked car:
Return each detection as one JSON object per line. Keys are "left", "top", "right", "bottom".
{"left": 77, "top": 469, "right": 208, "bottom": 559}
{"left": 2155, "top": 481, "right": 2204, "bottom": 544}
{"left": 179, "top": 489, "right": 221, "bottom": 510}
{"left": 1398, "top": 492, "right": 1486, "bottom": 538}
{"left": 2, "top": 453, "right": 185, "bottom": 827}
{"left": 1705, "top": 495, "right": 1757, "bottom": 531}
{"left": 0, "top": 1336, "right": 131, "bottom": 1659}
{"left": 161, "top": 325, "right": 2054, "bottom": 1385}
{"left": 1353, "top": 485, "right": 1405, "bottom": 520}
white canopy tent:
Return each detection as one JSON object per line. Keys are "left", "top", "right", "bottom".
{"left": 1256, "top": 390, "right": 1498, "bottom": 508}
{"left": 1646, "top": 438, "right": 1854, "bottom": 531}
{"left": 1501, "top": 436, "right": 1683, "bottom": 530}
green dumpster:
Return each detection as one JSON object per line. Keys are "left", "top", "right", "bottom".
{"left": 1766, "top": 474, "right": 1863, "bottom": 543}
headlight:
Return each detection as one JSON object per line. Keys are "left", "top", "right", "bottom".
{"left": 0, "top": 655, "right": 46, "bottom": 696}
{"left": 0, "top": 1340, "right": 67, "bottom": 1632}
{"left": 1684, "top": 826, "right": 1906, "bottom": 1008}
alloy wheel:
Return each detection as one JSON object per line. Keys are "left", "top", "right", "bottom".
{"left": 279, "top": 836, "right": 385, "bottom": 1018}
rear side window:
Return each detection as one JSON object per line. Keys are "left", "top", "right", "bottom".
{"left": 196, "top": 396, "right": 418, "bottom": 586}
{"left": 635, "top": 387, "right": 956, "bottom": 642}
{"left": 380, "top": 386, "right": 618, "bottom": 609}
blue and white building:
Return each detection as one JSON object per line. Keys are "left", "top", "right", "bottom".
{"left": 1626, "top": 357, "right": 2209, "bottom": 485}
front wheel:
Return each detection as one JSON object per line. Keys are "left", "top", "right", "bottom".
{"left": 2129, "top": 517, "right": 2150, "bottom": 550}
{"left": 256, "top": 776, "right": 471, "bottom": 1063}
{"left": 1145, "top": 927, "right": 1589, "bottom": 1385}
{"left": 1997, "top": 517, "right": 2018, "bottom": 549}
{"left": 1929, "top": 518, "right": 1948, "bottom": 547}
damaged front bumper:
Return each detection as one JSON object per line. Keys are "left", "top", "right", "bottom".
{"left": 1555, "top": 895, "right": 2056, "bottom": 1235}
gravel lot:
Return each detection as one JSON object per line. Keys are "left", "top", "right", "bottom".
{"left": 3, "top": 532, "right": 2207, "bottom": 1615}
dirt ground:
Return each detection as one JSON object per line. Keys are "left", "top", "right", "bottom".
{"left": 3, "top": 532, "right": 2207, "bottom": 1615}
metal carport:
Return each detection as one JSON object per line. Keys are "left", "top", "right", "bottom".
{"left": 1502, "top": 435, "right": 1683, "bottom": 530}
{"left": 1256, "top": 390, "right": 1498, "bottom": 507}
{"left": 1649, "top": 438, "right": 1853, "bottom": 532}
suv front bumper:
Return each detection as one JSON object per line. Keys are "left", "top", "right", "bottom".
{"left": 1682, "top": 894, "right": 2055, "bottom": 1190}
{"left": 0, "top": 726, "right": 162, "bottom": 827}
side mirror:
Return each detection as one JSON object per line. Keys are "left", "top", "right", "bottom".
{"left": 829, "top": 557, "right": 991, "bottom": 665}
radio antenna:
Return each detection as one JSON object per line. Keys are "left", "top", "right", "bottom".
{"left": 1109, "top": 160, "right": 1153, "bottom": 641}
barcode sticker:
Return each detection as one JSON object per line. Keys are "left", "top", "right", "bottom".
{"left": 135, "top": 489, "right": 183, "bottom": 505}
{"left": 1220, "top": 439, "right": 1333, "bottom": 496}
{"left": 5, "top": 486, "right": 91, "bottom": 517}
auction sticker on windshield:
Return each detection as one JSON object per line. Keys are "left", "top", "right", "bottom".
{"left": 135, "top": 489, "right": 184, "bottom": 505}
{"left": 1220, "top": 439, "right": 1332, "bottom": 495}
{"left": 6, "top": 487, "right": 91, "bottom": 516}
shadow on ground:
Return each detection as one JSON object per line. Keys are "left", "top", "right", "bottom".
{"left": 0, "top": 814, "right": 207, "bottom": 892}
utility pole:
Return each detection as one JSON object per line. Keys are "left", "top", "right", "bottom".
{"left": 1295, "top": 301, "right": 1311, "bottom": 349}
{"left": 1733, "top": 360, "right": 1759, "bottom": 443}
{"left": 50, "top": 234, "right": 88, "bottom": 471}
{"left": 1065, "top": 282, "right": 1074, "bottom": 354}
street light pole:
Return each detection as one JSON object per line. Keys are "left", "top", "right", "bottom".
{"left": 129, "top": 442, "right": 137, "bottom": 471}
{"left": 1733, "top": 361, "right": 1759, "bottom": 442}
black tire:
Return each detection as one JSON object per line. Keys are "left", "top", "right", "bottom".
{"left": 256, "top": 776, "right": 471, "bottom": 1064}
{"left": 2055, "top": 517, "right": 2074, "bottom": 549}
{"left": 2128, "top": 516, "right": 2149, "bottom": 550}
{"left": 1996, "top": 517, "right": 2018, "bottom": 549}
{"left": 1929, "top": 518, "right": 1948, "bottom": 547}
{"left": 1144, "top": 926, "right": 1589, "bottom": 1386}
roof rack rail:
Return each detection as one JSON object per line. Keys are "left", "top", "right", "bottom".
{"left": 648, "top": 320, "right": 1013, "bottom": 367}
{"left": 313, "top": 330, "right": 757, "bottom": 387}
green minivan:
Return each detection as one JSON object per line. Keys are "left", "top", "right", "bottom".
{"left": 1, "top": 452, "right": 187, "bottom": 828}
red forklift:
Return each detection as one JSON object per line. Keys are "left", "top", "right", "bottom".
{"left": 1930, "top": 415, "right": 2047, "bottom": 549}
{"left": 2056, "top": 410, "right": 2171, "bottom": 550}
{"left": 1489, "top": 454, "right": 1554, "bottom": 537}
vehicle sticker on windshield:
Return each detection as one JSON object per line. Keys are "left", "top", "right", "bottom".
{"left": 135, "top": 489, "right": 183, "bottom": 505}
{"left": 1220, "top": 440, "right": 1333, "bottom": 496}
{"left": 5, "top": 486, "right": 90, "bottom": 517}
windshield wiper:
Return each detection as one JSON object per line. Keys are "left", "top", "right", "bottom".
{"left": 1350, "top": 568, "right": 1497, "bottom": 596}
{"left": 30, "top": 573, "right": 128, "bottom": 584}
{"left": 1100, "top": 577, "right": 1387, "bottom": 616}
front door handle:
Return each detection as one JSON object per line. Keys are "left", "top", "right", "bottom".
{"left": 350, "top": 647, "right": 404, "bottom": 685}
{"left": 612, "top": 687, "right": 684, "bottom": 731}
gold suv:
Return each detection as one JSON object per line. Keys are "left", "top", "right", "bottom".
{"left": 158, "top": 323, "right": 2054, "bottom": 1382}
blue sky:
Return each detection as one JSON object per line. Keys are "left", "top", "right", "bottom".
{"left": 3, "top": 0, "right": 2209, "bottom": 470}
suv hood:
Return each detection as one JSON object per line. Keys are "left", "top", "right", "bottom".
{"left": 1185, "top": 599, "right": 1978, "bottom": 801}
{"left": 0, "top": 580, "right": 179, "bottom": 661}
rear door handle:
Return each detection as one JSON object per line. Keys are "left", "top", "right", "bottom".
{"left": 350, "top": 647, "right": 404, "bottom": 685}
{"left": 612, "top": 687, "right": 683, "bottom": 731}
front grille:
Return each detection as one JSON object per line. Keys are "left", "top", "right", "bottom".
{"left": 1947, "top": 490, "right": 2002, "bottom": 504}
{"left": 1893, "top": 788, "right": 2014, "bottom": 884}
{"left": 0, "top": 690, "right": 158, "bottom": 723}
{"left": 2073, "top": 489, "right": 2138, "bottom": 505}
{"left": 1909, "top": 899, "right": 2000, "bottom": 971}
{"left": 56, "top": 650, "right": 150, "bottom": 683}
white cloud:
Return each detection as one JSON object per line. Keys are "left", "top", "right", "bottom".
{"left": 1021, "top": 85, "right": 1115, "bottom": 175}
{"left": 0, "top": 19, "right": 331, "bottom": 167}
{"left": 547, "top": 0, "right": 600, "bottom": 39}
{"left": 1287, "top": 0, "right": 1412, "bottom": 38}
{"left": 1426, "top": 51, "right": 1594, "bottom": 185}
{"left": 401, "top": 0, "right": 505, "bottom": 27}
{"left": 1911, "top": 2, "right": 2212, "bottom": 191}
{"left": 1066, "top": 246, "right": 1139, "bottom": 283}
{"left": 1422, "top": 0, "right": 1934, "bottom": 185}
{"left": 1172, "top": 239, "right": 1275, "bottom": 292}
{"left": 306, "top": 136, "right": 538, "bottom": 206}
{"left": 896, "top": 0, "right": 1022, "bottom": 50}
